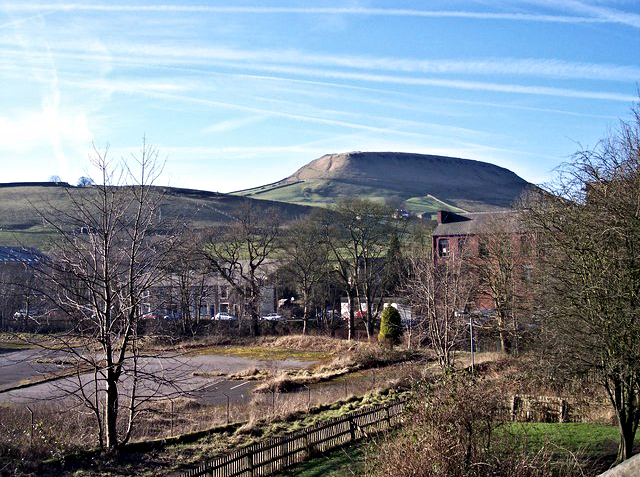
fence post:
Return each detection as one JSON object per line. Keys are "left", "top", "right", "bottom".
{"left": 560, "top": 399, "right": 568, "bottom": 423}
{"left": 248, "top": 449, "right": 254, "bottom": 477}
{"left": 304, "top": 431, "right": 312, "bottom": 459}
{"left": 348, "top": 415, "right": 356, "bottom": 442}
{"left": 27, "top": 406, "right": 34, "bottom": 447}
{"left": 510, "top": 396, "right": 520, "bottom": 421}
{"left": 385, "top": 405, "right": 391, "bottom": 428}
{"left": 222, "top": 392, "right": 230, "bottom": 424}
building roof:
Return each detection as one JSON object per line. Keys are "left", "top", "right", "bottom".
{"left": 432, "top": 210, "right": 522, "bottom": 237}
{"left": 0, "top": 246, "right": 46, "bottom": 264}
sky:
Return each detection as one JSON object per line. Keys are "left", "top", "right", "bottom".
{"left": 0, "top": 1, "right": 639, "bottom": 193}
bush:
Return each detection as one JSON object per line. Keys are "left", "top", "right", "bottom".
{"left": 364, "top": 374, "right": 584, "bottom": 477}
{"left": 378, "top": 306, "right": 403, "bottom": 346}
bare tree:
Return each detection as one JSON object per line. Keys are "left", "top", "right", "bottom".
{"left": 282, "top": 218, "right": 329, "bottom": 334}
{"left": 470, "top": 215, "right": 534, "bottom": 355}
{"left": 405, "top": 246, "right": 475, "bottom": 369}
{"left": 163, "top": 237, "right": 214, "bottom": 333}
{"left": 524, "top": 102, "right": 640, "bottom": 464}
{"left": 31, "top": 141, "right": 183, "bottom": 450}
{"left": 318, "top": 199, "right": 398, "bottom": 340}
{"left": 203, "top": 202, "right": 281, "bottom": 336}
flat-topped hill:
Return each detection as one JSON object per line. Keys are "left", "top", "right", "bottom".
{"left": 233, "top": 152, "right": 533, "bottom": 214}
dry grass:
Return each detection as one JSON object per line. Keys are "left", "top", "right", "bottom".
{"left": 259, "top": 335, "right": 363, "bottom": 353}
{"left": 0, "top": 402, "right": 97, "bottom": 476}
{"left": 32, "top": 357, "right": 77, "bottom": 365}
{"left": 253, "top": 344, "right": 423, "bottom": 393}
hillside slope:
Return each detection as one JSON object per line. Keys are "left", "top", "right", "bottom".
{"left": 234, "top": 152, "right": 533, "bottom": 214}
{"left": 0, "top": 183, "right": 313, "bottom": 249}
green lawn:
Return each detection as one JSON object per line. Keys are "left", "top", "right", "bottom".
{"left": 502, "top": 422, "right": 635, "bottom": 456}
{"left": 274, "top": 442, "right": 367, "bottom": 477}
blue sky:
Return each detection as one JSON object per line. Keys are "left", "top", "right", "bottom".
{"left": 0, "top": 1, "right": 638, "bottom": 192}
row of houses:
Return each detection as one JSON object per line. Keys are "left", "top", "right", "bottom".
{"left": 1, "top": 208, "right": 527, "bottom": 328}
{"left": 0, "top": 246, "right": 277, "bottom": 324}
{"left": 142, "top": 275, "right": 275, "bottom": 320}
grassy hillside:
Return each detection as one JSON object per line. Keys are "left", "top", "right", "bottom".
{"left": 234, "top": 152, "right": 533, "bottom": 214}
{"left": 235, "top": 178, "right": 465, "bottom": 216}
{"left": 0, "top": 183, "right": 314, "bottom": 249}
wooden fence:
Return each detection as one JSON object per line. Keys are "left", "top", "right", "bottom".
{"left": 180, "top": 399, "right": 407, "bottom": 477}
{"left": 509, "top": 394, "right": 612, "bottom": 424}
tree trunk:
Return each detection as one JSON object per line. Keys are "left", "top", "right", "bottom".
{"left": 104, "top": 372, "right": 119, "bottom": 449}
{"left": 302, "top": 303, "right": 308, "bottom": 335}
{"left": 616, "top": 424, "right": 635, "bottom": 464}
{"left": 251, "top": 313, "right": 260, "bottom": 337}
{"left": 366, "top": 300, "right": 374, "bottom": 340}
{"left": 608, "top": 377, "right": 640, "bottom": 465}
{"left": 347, "top": 289, "right": 355, "bottom": 341}
{"left": 497, "top": 312, "right": 511, "bottom": 354}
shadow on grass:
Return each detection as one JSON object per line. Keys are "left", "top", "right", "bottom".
{"left": 274, "top": 442, "right": 367, "bottom": 477}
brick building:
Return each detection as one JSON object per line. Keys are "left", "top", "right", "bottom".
{"left": 431, "top": 210, "right": 533, "bottom": 315}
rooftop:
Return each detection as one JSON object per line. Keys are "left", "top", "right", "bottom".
{"left": 432, "top": 210, "right": 522, "bottom": 237}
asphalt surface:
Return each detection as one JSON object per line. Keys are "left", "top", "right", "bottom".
{"left": 0, "top": 348, "right": 73, "bottom": 390}
{"left": 0, "top": 348, "right": 312, "bottom": 405}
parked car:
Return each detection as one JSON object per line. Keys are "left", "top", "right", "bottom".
{"left": 13, "top": 309, "right": 28, "bottom": 319}
{"left": 214, "top": 312, "right": 238, "bottom": 320}
{"left": 261, "top": 313, "right": 286, "bottom": 321}
{"left": 142, "top": 312, "right": 163, "bottom": 319}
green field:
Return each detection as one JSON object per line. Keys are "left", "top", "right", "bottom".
{"left": 235, "top": 178, "right": 465, "bottom": 216}
{"left": 0, "top": 184, "right": 314, "bottom": 248}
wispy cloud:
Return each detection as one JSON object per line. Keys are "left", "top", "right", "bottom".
{"left": 1, "top": 40, "right": 635, "bottom": 102}
{"left": 221, "top": 63, "right": 637, "bottom": 102}
{"left": 0, "top": 10, "right": 56, "bottom": 30}
{"left": 1, "top": 4, "right": 614, "bottom": 25}
{"left": 203, "top": 115, "right": 267, "bottom": 134}
{"left": 6, "top": 37, "right": 636, "bottom": 84}
{"left": 521, "top": 0, "right": 640, "bottom": 28}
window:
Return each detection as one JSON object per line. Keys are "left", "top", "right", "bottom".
{"left": 219, "top": 285, "right": 228, "bottom": 299}
{"left": 522, "top": 265, "right": 533, "bottom": 283}
{"left": 438, "top": 238, "right": 450, "bottom": 257}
